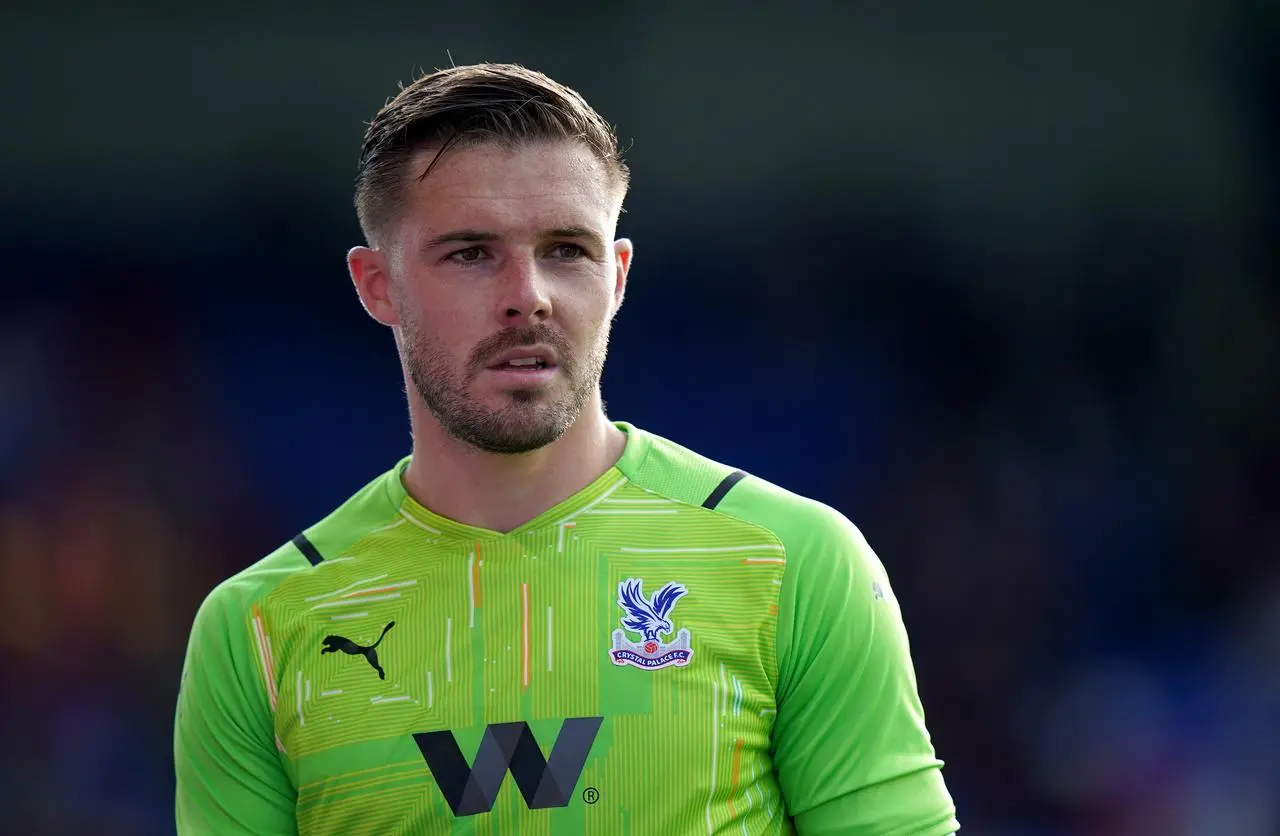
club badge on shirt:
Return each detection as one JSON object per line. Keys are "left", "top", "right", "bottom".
{"left": 610, "top": 578, "right": 693, "bottom": 670}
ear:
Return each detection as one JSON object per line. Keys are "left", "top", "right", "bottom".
{"left": 612, "top": 238, "right": 633, "bottom": 311}
{"left": 347, "top": 246, "right": 400, "bottom": 326}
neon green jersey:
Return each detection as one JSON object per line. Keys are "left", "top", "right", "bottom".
{"left": 175, "top": 423, "right": 958, "bottom": 835}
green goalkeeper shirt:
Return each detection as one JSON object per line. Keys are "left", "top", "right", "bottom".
{"left": 174, "top": 422, "right": 959, "bottom": 835}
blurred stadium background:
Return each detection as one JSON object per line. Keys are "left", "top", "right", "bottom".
{"left": 1, "top": 2, "right": 1277, "bottom": 834}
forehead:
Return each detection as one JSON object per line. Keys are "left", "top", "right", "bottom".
{"left": 400, "top": 141, "right": 618, "bottom": 236}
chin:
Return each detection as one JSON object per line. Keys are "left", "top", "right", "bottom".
{"left": 448, "top": 398, "right": 577, "bottom": 455}
{"left": 466, "top": 421, "right": 570, "bottom": 455}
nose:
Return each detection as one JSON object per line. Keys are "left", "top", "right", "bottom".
{"left": 496, "top": 254, "right": 552, "bottom": 326}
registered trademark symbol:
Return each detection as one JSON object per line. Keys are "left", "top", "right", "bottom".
{"left": 582, "top": 787, "right": 599, "bottom": 805}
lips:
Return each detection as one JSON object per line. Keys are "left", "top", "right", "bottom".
{"left": 494, "top": 356, "right": 547, "bottom": 370}
{"left": 487, "top": 345, "right": 558, "bottom": 371}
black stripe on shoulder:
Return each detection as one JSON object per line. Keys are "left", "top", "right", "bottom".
{"left": 702, "top": 470, "right": 748, "bottom": 510}
{"left": 292, "top": 533, "right": 325, "bottom": 566}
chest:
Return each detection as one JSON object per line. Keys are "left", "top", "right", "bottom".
{"left": 256, "top": 538, "right": 788, "bottom": 833}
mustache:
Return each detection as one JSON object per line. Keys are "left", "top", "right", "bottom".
{"left": 468, "top": 326, "right": 573, "bottom": 373}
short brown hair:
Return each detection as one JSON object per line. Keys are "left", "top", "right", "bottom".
{"left": 354, "top": 63, "right": 630, "bottom": 246}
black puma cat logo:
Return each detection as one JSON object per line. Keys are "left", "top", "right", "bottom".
{"left": 321, "top": 621, "right": 396, "bottom": 680}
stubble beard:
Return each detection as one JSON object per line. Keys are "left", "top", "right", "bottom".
{"left": 400, "top": 317, "right": 610, "bottom": 455}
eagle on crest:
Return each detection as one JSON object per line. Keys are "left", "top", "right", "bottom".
{"left": 617, "top": 578, "right": 687, "bottom": 642}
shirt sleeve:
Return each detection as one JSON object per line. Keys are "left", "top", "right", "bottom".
{"left": 772, "top": 507, "right": 959, "bottom": 836}
{"left": 174, "top": 583, "right": 298, "bottom": 835}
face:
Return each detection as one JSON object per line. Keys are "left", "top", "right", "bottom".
{"left": 348, "top": 140, "right": 632, "bottom": 454}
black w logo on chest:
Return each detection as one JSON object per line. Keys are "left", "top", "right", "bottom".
{"left": 321, "top": 621, "right": 396, "bottom": 679}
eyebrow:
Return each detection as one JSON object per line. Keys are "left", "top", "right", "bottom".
{"left": 421, "top": 229, "right": 500, "bottom": 250}
{"left": 546, "top": 226, "right": 603, "bottom": 244}
{"left": 420, "top": 226, "right": 606, "bottom": 254}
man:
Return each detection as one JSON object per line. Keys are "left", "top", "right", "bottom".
{"left": 174, "top": 62, "right": 959, "bottom": 835}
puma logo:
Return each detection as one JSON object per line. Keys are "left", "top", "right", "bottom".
{"left": 321, "top": 621, "right": 396, "bottom": 679}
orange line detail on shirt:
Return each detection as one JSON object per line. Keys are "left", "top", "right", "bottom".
{"left": 342, "top": 585, "right": 399, "bottom": 598}
{"left": 521, "top": 582, "right": 530, "bottom": 689}
{"left": 729, "top": 737, "right": 744, "bottom": 817}
{"left": 250, "top": 604, "right": 279, "bottom": 709}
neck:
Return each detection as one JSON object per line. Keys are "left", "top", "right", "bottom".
{"left": 401, "top": 393, "right": 627, "bottom": 533}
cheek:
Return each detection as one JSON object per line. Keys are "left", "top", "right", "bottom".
{"left": 567, "top": 279, "right": 619, "bottom": 329}
{"left": 411, "top": 318, "right": 469, "bottom": 365}
{"left": 396, "top": 287, "right": 472, "bottom": 354}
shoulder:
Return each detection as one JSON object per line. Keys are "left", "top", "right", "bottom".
{"left": 189, "top": 457, "right": 409, "bottom": 635}
{"left": 620, "top": 423, "right": 862, "bottom": 565}
{"left": 714, "top": 470, "right": 860, "bottom": 555}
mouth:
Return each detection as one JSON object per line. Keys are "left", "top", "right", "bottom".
{"left": 491, "top": 356, "right": 551, "bottom": 371}
{"left": 486, "top": 345, "right": 560, "bottom": 374}
{"left": 482, "top": 346, "right": 561, "bottom": 387}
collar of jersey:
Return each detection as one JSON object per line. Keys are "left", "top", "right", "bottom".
{"left": 385, "top": 421, "right": 652, "bottom": 541}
